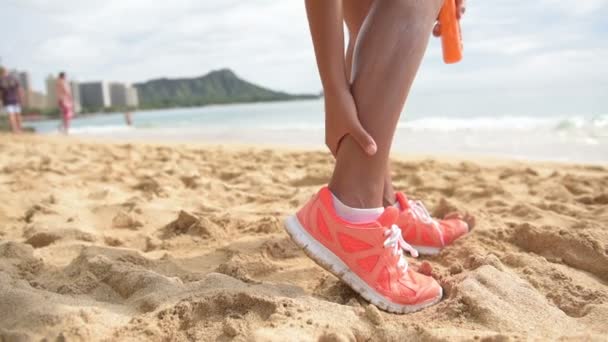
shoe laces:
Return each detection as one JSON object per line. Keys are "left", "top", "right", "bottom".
{"left": 383, "top": 224, "right": 419, "bottom": 273}
{"left": 408, "top": 200, "right": 437, "bottom": 226}
{"left": 408, "top": 199, "right": 445, "bottom": 245}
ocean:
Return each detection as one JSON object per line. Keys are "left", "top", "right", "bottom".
{"left": 25, "top": 99, "right": 607, "bottom": 164}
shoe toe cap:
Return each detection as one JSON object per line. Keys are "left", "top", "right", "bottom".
{"left": 396, "top": 271, "right": 443, "bottom": 305}
{"left": 440, "top": 219, "right": 469, "bottom": 244}
{"left": 418, "top": 277, "right": 443, "bottom": 303}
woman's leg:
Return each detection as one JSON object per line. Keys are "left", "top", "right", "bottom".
{"left": 15, "top": 112, "right": 23, "bottom": 133}
{"left": 329, "top": 0, "right": 442, "bottom": 208}
{"left": 343, "top": 0, "right": 404, "bottom": 207}
{"left": 64, "top": 116, "right": 70, "bottom": 134}
{"left": 8, "top": 113, "right": 20, "bottom": 133}
{"left": 343, "top": 0, "right": 374, "bottom": 82}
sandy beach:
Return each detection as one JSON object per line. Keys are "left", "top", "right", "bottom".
{"left": 0, "top": 134, "right": 607, "bottom": 341}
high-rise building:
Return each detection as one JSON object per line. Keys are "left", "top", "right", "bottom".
{"left": 18, "top": 72, "right": 30, "bottom": 92}
{"left": 46, "top": 75, "right": 58, "bottom": 108}
{"left": 108, "top": 82, "right": 139, "bottom": 109}
{"left": 126, "top": 86, "right": 139, "bottom": 108}
{"left": 70, "top": 81, "right": 82, "bottom": 113}
{"left": 8, "top": 70, "right": 29, "bottom": 90}
{"left": 79, "top": 81, "right": 110, "bottom": 110}
{"left": 108, "top": 82, "right": 128, "bottom": 108}
{"left": 27, "top": 91, "right": 48, "bottom": 110}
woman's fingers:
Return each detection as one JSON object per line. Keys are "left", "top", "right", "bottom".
{"left": 348, "top": 118, "right": 377, "bottom": 155}
{"left": 432, "top": 22, "right": 441, "bottom": 37}
{"left": 456, "top": 0, "right": 466, "bottom": 19}
{"left": 456, "top": 0, "right": 466, "bottom": 20}
{"left": 433, "top": 0, "right": 465, "bottom": 37}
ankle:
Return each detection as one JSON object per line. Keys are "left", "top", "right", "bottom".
{"left": 383, "top": 193, "right": 397, "bottom": 207}
{"left": 328, "top": 181, "right": 384, "bottom": 208}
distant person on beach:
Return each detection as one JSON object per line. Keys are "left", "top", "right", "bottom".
{"left": 124, "top": 111, "right": 133, "bottom": 126}
{"left": 284, "top": 0, "right": 474, "bottom": 314}
{"left": 56, "top": 72, "right": 74, "bottom": 134}
{"left": 0, "top": 66, "right": 24, "bottom": 133}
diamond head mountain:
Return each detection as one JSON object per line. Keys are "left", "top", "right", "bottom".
{"left": 134, "top": 68, "right": 319, "bottom": 109}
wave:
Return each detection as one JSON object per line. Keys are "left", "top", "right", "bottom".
{"left": 43, "top": 114, "right": 608, "bottom": 140}
{"left": 69, "top": 125, "right": 135, "bottom": 135}
{"left": 399, "top": 114, "right": 608, "bottom": 137}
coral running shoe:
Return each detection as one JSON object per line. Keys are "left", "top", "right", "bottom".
{"left": 395, "top": 192, "right": 470, "bottom": 256}
{"left": 284, "top": 187, "right": 442, "bottom": 313}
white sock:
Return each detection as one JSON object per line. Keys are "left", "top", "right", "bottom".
{"left": 331, "top": 192, "right": 384, "bottom": 223}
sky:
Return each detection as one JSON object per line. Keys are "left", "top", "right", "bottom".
{"left": 1, "top": 0, "right": 607, "bottom": 116}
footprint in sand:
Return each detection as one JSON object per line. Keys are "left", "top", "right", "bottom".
{"left": 511, "top": 223, "right": 608, "bottom": 281}
{"left": 447, "top": 265, "right": 581, "bottom": 337}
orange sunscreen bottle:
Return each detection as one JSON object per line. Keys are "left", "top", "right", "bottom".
{"left": 439, "top": 0, "right": 463, "bottom": 64}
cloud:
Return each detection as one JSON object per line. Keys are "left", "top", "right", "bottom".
{"left": 539, "top": 0, "right": 608, "bottom": 16}
{"left": 1, "top": 0, "right": 606, "bottom": 115}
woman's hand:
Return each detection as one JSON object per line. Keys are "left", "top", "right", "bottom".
{"left": 432, "top": 0, "right": 466, "bottom": 37}
{"left": 305, "top": 0, "right": 377, "bottom": 157}
{"left": 325, "top": 86, "right": 377, "bottom": 157}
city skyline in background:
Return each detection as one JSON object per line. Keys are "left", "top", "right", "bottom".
{"left": 1, "top": 1, "right": 607, "bottom": 116}
{"left": 7, "top": 68, "right": 139, "bottom": 113}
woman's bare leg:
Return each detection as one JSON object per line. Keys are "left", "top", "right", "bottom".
{"left": 343, "top": 0, "right": 374, "bottom": 82}
{"left": 344, "top": 0, "right": 399, "bottom": 207}
{"left": 329, "top": 0, "right": 442, "bottom": 208}
{"left": 8, "top": 114, "right": 20, "bottom": 133}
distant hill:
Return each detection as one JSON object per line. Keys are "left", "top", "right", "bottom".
{"left": 134, "top": 68, "right": 318, "bottom": 109}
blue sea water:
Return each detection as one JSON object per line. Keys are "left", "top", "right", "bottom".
{"left": 25, "top": 99, "right": 608, "bottom": 163}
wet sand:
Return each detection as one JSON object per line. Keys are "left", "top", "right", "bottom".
{"left": 0, "top": 134, "right": 607, "bottom": 341}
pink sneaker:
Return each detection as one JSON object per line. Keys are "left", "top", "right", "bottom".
{"left": 284, "top": 187, "right": 443, "bottom": 313}
{"left": 395, "top": 192, "right": 470, "bottom": 256}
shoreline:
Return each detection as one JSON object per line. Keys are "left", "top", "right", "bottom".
{"left": 20, "top": 99, "right": 608, "bottom": 165}
{"left": 21, "top": 98, "right": 324, "bottom": 123}
{"left": 14, "top": 132, "right": 608, "bottom": 167}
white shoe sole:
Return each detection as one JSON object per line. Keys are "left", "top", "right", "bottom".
{"left": 410, "top": 245, "right": 442, "bottom": 256}
{"left": 284, "top": 215, "right": 442, "bottom": 314}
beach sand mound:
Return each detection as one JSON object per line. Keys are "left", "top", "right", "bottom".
{"left": 0, "top": 135, "right": 607, "bottom": 341}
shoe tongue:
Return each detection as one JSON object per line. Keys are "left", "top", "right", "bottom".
{"left": 377, "top": 206, "right": 399, "bottom": 227}
{"left": 395, "top": 192, "right": 410, "bottom": 210}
